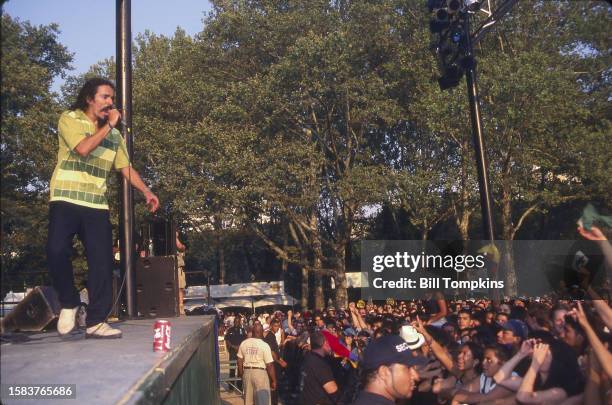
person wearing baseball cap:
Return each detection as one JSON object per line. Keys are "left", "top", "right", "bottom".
{"left": 399, "top": 325, "right": 425, "bottom": 350}
{"left": 352, "top": 335, "right": 427, "bottom": 405}
{"left": 497, "top": 319, "right": 528, "bottom": 353}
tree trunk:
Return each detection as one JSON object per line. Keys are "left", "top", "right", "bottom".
{"left": 214, "top": 216, "right": 225, "bottom": 284}
{"left": 502, "top": 240, "right": 516, "bottom": 297}
{"left": 458, "top": 211, "right": 470, "bottom": 241}
{"left": 311, "top": 213, "right": 326, "bottom": 310}
{"left": 218, "top": 239, "right": 225, "bottom": 284}
{"left": 334, "top": 244, "right": 348, "bottom": 308}
{"left": 281, "top": 219, "right": 288, "bottom": 273}
{"left": 501, "top": 188, "right": 517, "bottom": 296}
{"left": 314, "top": 272, "right": 324, "bottom": 310}
{"left": 243, "top": 239, "right": 254, "bottom": 278}
{"left": 457, "top": 149, "right": 472, "bottom": 242}
{"left": 457, "top": 210, "right": 471, "bottom": 288}
{"left": 301, "top": 266, "right": 309, "bottom": 310}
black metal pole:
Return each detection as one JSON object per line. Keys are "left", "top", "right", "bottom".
{"left": 463, "top": 12, "right": 495, "bottom": 243}
{"left": 116, "top": 0, "right": 135, "bottom": 317}
{"left": 463, "top": 11, "right": 499, "bottom": 301}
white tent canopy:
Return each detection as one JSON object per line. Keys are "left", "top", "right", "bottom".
{"left": 185, "top": 281, "right": 297, "bottom": 310}
{"left": 213, "top": 298, "right": 255, "bottom": 309}
{"left": 185, "top": 281, "right": 284, "bottom": 299}
{"left": 253, "top": 294, "right": 297, "bottom": 308}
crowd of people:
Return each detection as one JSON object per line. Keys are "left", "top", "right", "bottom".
{"left": 220, "top": 227, "right": 612, "bottom": 405}
{"left": 223, "top": 292, "right": 611, "bottom": 404}
{"left": 223, "top": 227, "right": 612, "bottom": 405}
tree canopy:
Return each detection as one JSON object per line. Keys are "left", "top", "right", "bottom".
{"left": 2, "top": 1, "right": 610, "bottom": 303}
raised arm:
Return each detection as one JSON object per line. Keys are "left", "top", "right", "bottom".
{"left": 574, "top": 302, "right": 612, "bottom": 378}
{"left": 516, "top": 343, "right": 567, "bottom": 403}
{"left": 349, "top": 302, "right": 367, "bottom": 330}
{"left": 578, "top": 225, "right": 612, "bottom": 275}
{"left": 588, "top": 294, "right": 612, "bottom": 330}
{"left": 415, "top": 316, "right": 454, "bottom": 373}
{"left": 287, "top": 310, "right": 293, "bottom": 332}
{"left": 494, "top": 339, "right": 533, "bottom": 383}
{"left": 73, "top": 110, "right": 121, "bottom": 157}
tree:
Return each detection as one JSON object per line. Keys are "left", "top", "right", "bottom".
{"left": 1, "top": 15, "right": 72, "bottom": 293}
{"left": 106, "top": 0, "right": 610, "bottom": 305}
{"left": 473, "top": 1, "right": 611, "bottom": 294}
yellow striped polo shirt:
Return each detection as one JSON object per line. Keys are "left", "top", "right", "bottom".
{"left": 49, "top": 109, "right": 130, "bottom": 210}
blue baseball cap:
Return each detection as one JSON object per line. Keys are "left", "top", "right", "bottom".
{"left": 343, "top": 327, "right": 357, "bottom": 337}
{"left": 362, "top": 335, "right": 427, "bottom": 371}
{"left": 503, "top": 319, "right": 528, "bottom": 340}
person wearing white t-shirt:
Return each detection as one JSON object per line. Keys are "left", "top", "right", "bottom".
{"left": 237, "top": 324, "right": 276, "bottom": 405}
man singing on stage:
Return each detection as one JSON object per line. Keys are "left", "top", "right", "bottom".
{"left": 47, "top": 77, "right": 159, "bottom": 339}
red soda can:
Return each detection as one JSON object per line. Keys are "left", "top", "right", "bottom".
{"left": 153, "top": 320, "right": 171, "bottom": 352}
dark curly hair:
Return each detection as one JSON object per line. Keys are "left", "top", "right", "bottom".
{"left": 70, "top": 77, "right": 115, "bottom": 111}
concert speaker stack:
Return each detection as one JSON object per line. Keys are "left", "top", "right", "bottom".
{"left": 1, "top": 286, "right": 61, "bottom": 333}
{"left": 135, "top": 256, "right": 179, "bottom": 318}
{"left": 140, "top": 217, "right": 176, "bottom": 257}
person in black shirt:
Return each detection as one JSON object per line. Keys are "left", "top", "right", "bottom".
{"left": 225, "top": 316, "right": 247, "bottom": 392}
{"left": 352, "top": 335, "right": 426, "bottom": 405}
{"left": 300, "top": 331, "right": 339, "bottom": 405}
{"left": 264, "top": 318, "right": 287, "bottom": 405}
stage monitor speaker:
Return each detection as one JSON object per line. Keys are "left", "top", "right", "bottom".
{"left": 135, "top": 256, "right": 179, "bottom": 318}
{"left": 1, "top": 286, "right": 61, "bottom": 333}
{"left": 141, "top": 218, "right": 176, "bottom": 257}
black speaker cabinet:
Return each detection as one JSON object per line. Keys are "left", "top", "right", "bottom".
{"left": 1, "top": 286, "right": 61, "bottom": 332}
{"left": 135, "top": 256, "right": 179, "bottom": 318}
{"left": 141, "top": 218, "right": 176, "bottom": 257}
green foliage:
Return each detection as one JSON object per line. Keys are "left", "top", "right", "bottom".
{"left": 1, "top": 15, "right": 73, "bottom": 293}
{"left": 2, "top": 2, "right": 610, "bottom": 302}
{"left": 124, "top": 0, "right": 611, "bottom": 302}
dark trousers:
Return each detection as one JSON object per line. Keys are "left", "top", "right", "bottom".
{"left": 271, "top": 363, "right": 282, "bottom": 405}
{"left": 47, "top": 201, "right": 113, "bottom": 327}
{"left": 228, "top": 348, "right": 243, "bottom": 390}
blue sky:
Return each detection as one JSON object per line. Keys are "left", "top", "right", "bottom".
{"left": 3, "top": 0, "right": 212, "bottom": 92}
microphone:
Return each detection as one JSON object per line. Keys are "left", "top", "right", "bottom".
{"left": 107, "top": 105, "right": 128, "bottom": 128}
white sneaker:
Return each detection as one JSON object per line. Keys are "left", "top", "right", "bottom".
{"left": 57, "top": 307, "right": 78, "bottom": 335}
{"left": 85, "top": 322, "right": 122, "bottom": 339}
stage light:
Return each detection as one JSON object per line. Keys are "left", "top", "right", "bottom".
{"left": 448, "top": 0, "right": 461, "bottom": 14}
{"left": 465, "top": 0, "right": 482, "bottom": 12}
{"left": 426, "top": 0, "right": 471, "bottom": 90}
{"left": 450, "top": 28, "right": 463, "bottom": 43}
{"left": 436, "top": 8, "right": 449, "bottom": 21}
{"left": 427, "top": 0, "right": 446, "bottom": 12}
